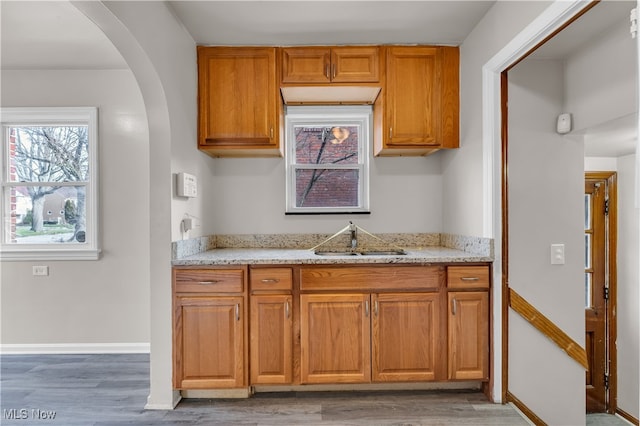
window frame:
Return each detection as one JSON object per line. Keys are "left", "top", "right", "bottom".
{"left": 285, "top": 105, "right": 371, "bottom": 214}
{"left": 0, "top": 107, "right": 100, "bottom": 260}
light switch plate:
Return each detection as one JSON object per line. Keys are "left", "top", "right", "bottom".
{"left": 550, "top": 244, "right": 565, "bottom": 265}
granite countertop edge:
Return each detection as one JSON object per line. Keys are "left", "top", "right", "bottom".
{"left": 171, "top": 247, "right": 493, "bottom": 266}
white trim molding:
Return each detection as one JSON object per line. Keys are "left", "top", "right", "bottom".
{"left": 0, "top": 342, "right": 150, "bottom": 355}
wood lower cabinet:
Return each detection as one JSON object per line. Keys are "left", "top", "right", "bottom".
{"left": 173, "top": 267, "right": 247, "bottom": 389}
{"left": 372, "top": 293, "right": 443, "bottom": 382}
{"left": 197, "top": 46, "right": 281, "bottom": 157}
{"left": 447, "top": 266, "right": 490, "bottom": 381}
{"left": 300, "top": 293, "right": 371, "bottom": 384}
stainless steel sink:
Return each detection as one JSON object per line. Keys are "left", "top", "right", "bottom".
{"left": 314, "top": 250, "right": 406, "bottom": 256}
{"left": 314, "top": 251, "right": 359, "bottom": 256}
{"left": 361, "top": 250, "right": 406, "bottom": 256}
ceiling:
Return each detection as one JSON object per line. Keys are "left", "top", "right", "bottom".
{"left": 0, "top": 0, "right": 636, "bottom": 157}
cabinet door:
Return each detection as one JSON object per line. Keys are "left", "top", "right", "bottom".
{"left": 372, "top": 293, "right": 443, "bottom": 382}
{"left": 174, "top": 296, "right": 244, "bottom": 389}
{"left": 331, "top": 47, "right": 380, "bottom": 83}
{"left": 300, "top": 294, "right": 371, "bottom": 384}
{"left": 250, "top": 295, "right": 293, "bottom": 384}
{"left": 197, "top": 47, "right": 280, "bottom": 155}
{"left": 448, "top": 292, "right": 489, "bottom": 380}
{"left": 281, "top": 47, "right": 331, "bottom": 83}
{"left": 379, "top": 46, "right": 458, "bottom": 155}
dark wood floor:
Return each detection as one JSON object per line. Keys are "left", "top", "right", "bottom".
{"left": 0, "top": 354, "right": 630, "bottom": 425}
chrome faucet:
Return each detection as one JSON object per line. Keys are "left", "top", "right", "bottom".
{"left": 349, "top": 221, "right": 357, "bottom": 251}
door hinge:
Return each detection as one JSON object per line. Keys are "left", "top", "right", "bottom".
{"left": 604, "top": 287, "right": 610, "bottom": 300}
{"left": 604, "top": 198, "right": 610, "bottom": 215}
{"left": 604, "top": 374, "right": 610, "bottom": 389}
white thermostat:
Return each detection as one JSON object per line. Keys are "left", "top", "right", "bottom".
{"left": 177, "top": 172, "right": 198, "bottom": 198}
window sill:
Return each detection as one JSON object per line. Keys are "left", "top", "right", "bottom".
{"left": 0, "top": 248, "right": 101, "bottom": 261}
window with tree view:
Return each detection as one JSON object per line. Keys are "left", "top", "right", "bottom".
{"left": 285, "top": 106, "right": 370, "bottom": 214}
{"left": 1, "top": 107, "right": 99, "bottom": 260}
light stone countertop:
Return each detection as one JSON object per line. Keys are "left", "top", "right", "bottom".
{"left": 171, "top": 246, "right": 492, "bottom": 266}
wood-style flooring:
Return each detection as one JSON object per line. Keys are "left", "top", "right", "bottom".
{"left": 0, "top": 354, "right": 631, "bottom": 425}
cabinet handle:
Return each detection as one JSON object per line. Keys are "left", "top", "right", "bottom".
{"left": 198, "top": 280, "right": 220, "bottom": 285}
{"left": 285, "top": 300, "right": 290, "bottom": 319}
{"left": 461, "top": 277, "right": 480, "bottom": 282}
{"left": 261, "top": 278, "right": 280, "bottom": 284}
{"left": 235, "top": 303, "right": 240, "bottom": 321}
{"left": 389, "top": 127, "right": 393, "bottom": 139}
{"left": 332, "top": 63, "right": 336, "bottom": 79}
{"left": 374, "top": 300, "right": 379, "bottom": 317}
{"left": 270, "top": 127, "right": 274, "bottom": 139}
{"left": 452, "top": 298, "right": 457, "bottom": 316}
{"left": 325, "top": 64, "right": 330, "bottom": 79}
{"left": 364, "top": 300, "right": 370, "bottom": 317}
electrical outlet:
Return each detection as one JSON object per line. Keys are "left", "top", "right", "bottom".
{"left": 32, "top": 266, "right": 49, "bottom": 276}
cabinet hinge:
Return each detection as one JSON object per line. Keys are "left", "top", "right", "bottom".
{"left": 604, "top": 198, "right": 610, "bottom": 215}
{"left": 604, "top": 374, "right": 610, "bottom": 389}
{"left": 604, "top": 287, "right": 610, "bottom": 300}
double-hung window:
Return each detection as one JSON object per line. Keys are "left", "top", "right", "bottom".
{"left": 0, "top": 107, "right": 99, "bottom": 260}
{"left": 285, "top": 105, "right": 371, "bottom": 214}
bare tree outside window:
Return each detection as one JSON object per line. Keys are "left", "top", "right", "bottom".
{"left": 9, "top": 126, "right": 88, "bottom": 243}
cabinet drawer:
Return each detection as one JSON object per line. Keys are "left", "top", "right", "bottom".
{"left": 174, "top": 268, "right": 244, "bottom": 293}
{"left": 250, "top": 268, "right": 293, "bottom": 291}
{"left": 447, "top": 266, "right": 490, "bottom": 289}
{"left": 301, "top": 266, "right": 443, "bottom": 292}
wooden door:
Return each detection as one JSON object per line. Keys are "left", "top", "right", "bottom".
{"left": 174, "top": 296, "right": 244, "bottom": 389}
{"left": 300, "top": 293, "right": 371, "bottom": 384}
{"left": 448, "top": 292, "right": 489, "bottom": 380}
{"left": 585, "top": 174, "right": 615, "bottom": 412}
{"left": 197, "top": 47, "right": 278, "bottom": 150}
{"left": 372, "top": 293, "right": 442, "bottom": 382}
{"left": 250, "top": 295, "right": 293, "bottom": 384}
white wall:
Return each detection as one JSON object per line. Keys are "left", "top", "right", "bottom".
{"left": 442, "top": 0, "right": 552, "bottom": 237}
{"left": 0, "top": 69, "right": 150, "bottom": 347}
{"left": 616, "top": 153, "right": 639, "bottom": 419}
{"left": 508, "top": 59, "right": 585, "bottom": 425}
{"left": 211, "top": 155, "right": 442, "bottom": 235}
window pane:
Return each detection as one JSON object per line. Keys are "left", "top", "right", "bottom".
{"left": 7, "top": 185, "right": 86, "bottom": 244}
{"left": 294, "top": 126, "right": 359, "bottom": 165}
{"left": 585, "top": 233, "right": 592, "bottom": 269}
{"left": 295, "top": 169, "right": 359, "bottom": 208}
{"left": 584, "top": 194, "right": 591, "bottom": 230}
{"left": 585, "top": 272, "right": 592, "bottom": 308}
{"left": 8, "top": 126, "right": 89, "bottom": 183}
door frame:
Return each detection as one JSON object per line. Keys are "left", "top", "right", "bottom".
{"left": 585, "top": 171, "right": 618, "bottom": 414}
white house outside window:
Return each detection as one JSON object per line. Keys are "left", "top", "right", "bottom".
{"left": 0, "top": 107, "right": 99, "bottom": 260}
{"left": 285, "top": 105, "right": 371, "bottom": 214}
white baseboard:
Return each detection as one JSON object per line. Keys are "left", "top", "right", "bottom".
{"left": 0, "top": 342, "right": 150, "bottom": 354}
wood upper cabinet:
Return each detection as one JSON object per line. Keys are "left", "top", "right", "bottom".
{"left": 173, "top": 267, "right": 247, "bottom": 389}
{"left": 375, "top": 46, "right": 459, "bottom": 156}
{"left": 372, "top": 293, "right": 444, "bottom": 382}
{"left": 197, "top": 46, "right": 282, "bottom": 157}
{"left": 249, "top": 267, "right": 293, "bottom": 385}
{"left": 300, "top": 293, "right": 371, "bottom": 384}
{"left": 281, "top": 46, "right": 380, "bottom": 84}
{"left": 446, "top": 265, "right": 490, "bottom": 381}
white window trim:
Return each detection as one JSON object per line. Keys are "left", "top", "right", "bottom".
{"left": 0, "top": 107, "right": 100, "bottom": 261}
{"left": 285, "top": 105, "right": 371, "bottom": 214}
